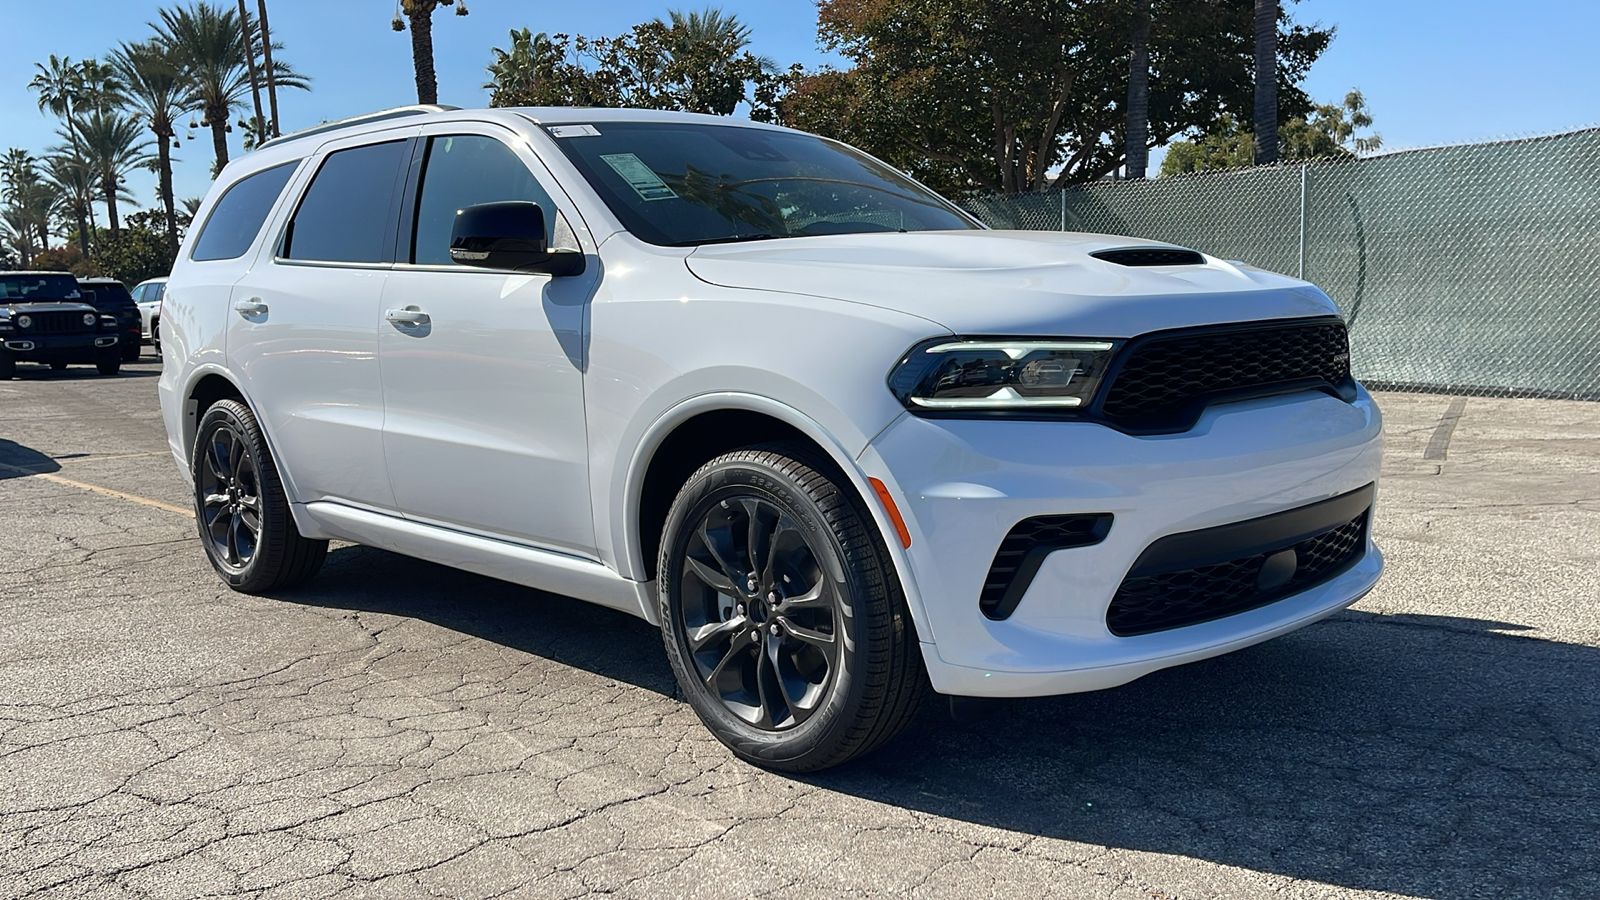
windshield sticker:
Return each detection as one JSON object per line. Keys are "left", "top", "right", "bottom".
{"left": 548, "top": 124, "right": 601, "bottom": 138}
{"left": 600, "top": 153, "right": 678, "bottom": 202}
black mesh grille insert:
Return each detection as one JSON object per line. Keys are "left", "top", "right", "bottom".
{"left": 1107, "top": 511, "right": 1368, "bottom": 637}
{"left": 1099, "top": 319, "right": 1353, "bottom": 427}
{"left": 20, "top": 311, "right": 93, "bottom": 335}
{"left": 1092, "top": 247, "right": 1206, "bottom": 267}
{"left": 981, "top": 514, "right": 1113, "bottom": 620}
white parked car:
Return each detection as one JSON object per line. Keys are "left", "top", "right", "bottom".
{"left": 158, "top": 106, "right": 1383, "bottom": 771}
{"left": 131, "top": 277, "right": 168, "bottom": 352}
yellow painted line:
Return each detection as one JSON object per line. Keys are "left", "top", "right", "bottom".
{"left": 0, "top": 461, "right": 191, "bottom": 517}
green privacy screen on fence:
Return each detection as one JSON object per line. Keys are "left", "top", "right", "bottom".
{"left": 961, "top": 128, "right": 1600, "bottom": 399}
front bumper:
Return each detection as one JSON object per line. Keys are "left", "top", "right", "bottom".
{"left": 3, "top": 333, "right": 118, "bottom": 361}
{"left": 860, "top": 387, "right": 1384, "bottom": 698}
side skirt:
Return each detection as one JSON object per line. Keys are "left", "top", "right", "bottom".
{"left": 298, "top": 501, "right": 657, "bottom": 623}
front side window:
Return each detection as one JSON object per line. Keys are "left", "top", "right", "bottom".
{"left": 191, "top": 160, "right": 299, "bottom": 262}
{"left": 410, "top": 134, "right": 557, "bottom": 265}
{"left": 283, "top": 141, "right": 409, "bottom": 264}
{"left": 543, "top": 121, "right": 979, "bottom": 246}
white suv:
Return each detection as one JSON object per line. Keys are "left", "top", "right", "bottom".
{"left": 159, "top": 106, "right": 1383, "bottom": 771}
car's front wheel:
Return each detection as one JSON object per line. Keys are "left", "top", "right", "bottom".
{"left": 0, "top": 350, "right": 13, "bottom": 380}
{"left": 95, "top": 351, "right": 120, "bottom": 376}
{"left": 658, "top": 444, "right": 926, "bottom": 772}
{"left": 192, "top": 399, "right": 327, "bottom": 593}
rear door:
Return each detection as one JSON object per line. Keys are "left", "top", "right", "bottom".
{"left": 378, "top": 124, "right": 598, "bottom": 556}
{"left": 226, "top": 130, "right": 414, "bottom": 511}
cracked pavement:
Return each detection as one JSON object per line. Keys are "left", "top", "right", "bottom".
{"left": 2, "top": 361, "right": 1597, "bottom": 899}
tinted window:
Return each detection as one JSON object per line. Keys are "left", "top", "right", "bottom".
{"left": 546, "top": 121, "right": 978, "bottom": 246}
{"left": 191, "top": 161, "right": 299, "bottom": 261}
{"left": 82, "top": 282, "right": 134, "bottom": 308}
{"left": 411, "top": 135, "right": 556, "bottom": 265}
{"left": 0, "top": 273, "right": 81, "bottom": 301}
{"left": 285, "top": 141, "right": 409, "bottom": 264}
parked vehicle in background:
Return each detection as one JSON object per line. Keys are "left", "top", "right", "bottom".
{"left": 0, "top": 271, "right": 123, "bottom": 378}
{"left": 159, "top": 106, "right": 1384, "bottom": 772}
{"left": 77, "top": 277, "right": 144, "bottom": 361}
{"left": 132, "top": 277, "right": 168, "bottom": 353}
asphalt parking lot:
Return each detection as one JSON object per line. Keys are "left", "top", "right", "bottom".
{"left": 2, "top": 360, "right": 1597, "bottom": 900}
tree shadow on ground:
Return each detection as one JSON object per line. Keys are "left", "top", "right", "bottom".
{"left": 0, "top": 439, "right": 62, "bottom": 479}
{"left": 288, "top": 544, "right": 1600, "bottom": 898}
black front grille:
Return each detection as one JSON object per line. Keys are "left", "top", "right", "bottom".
{"left": 1107, "top": 510, "right": 1368, "bottom": 637}
{"left": 981, "top": 514, "right": 1113, "bottom": 620}
{"left": 1092, "top": 247, "right": 1205, "bottom": 267}
{"left": 19, "top": 311, "right": 92, "bottom": 335}
{"left": 1099, "top": 319, "right": 1353, "bottom": 429}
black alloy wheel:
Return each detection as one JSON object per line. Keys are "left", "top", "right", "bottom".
{"left": 659, "top": 444, "right": 927, "bottom": 772}
{"left": 679, "top": 494, "right": 841, "bottom": 730}
{"left": 198, "top": 421, "right": 264, "bottom": 570}
{"left": 191, "top": 399, "right": 326, "bottom": 592}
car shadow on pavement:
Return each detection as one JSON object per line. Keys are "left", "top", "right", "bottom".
{"left": 288, "top": 545, "right": 1599, "bottom": 897}
{"left": 0, "top": 438, "right": 62, "bottom": 479}
{"left": 7, "top": 366, "right": 160, "bottom": 380}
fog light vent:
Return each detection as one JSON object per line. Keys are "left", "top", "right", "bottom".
{"left": 979, "top": 513, "right": 1113, "bottom": 620}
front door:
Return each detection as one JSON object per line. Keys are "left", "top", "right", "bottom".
{"left": 378, "top": 128, "right": 597, "bottom": 556}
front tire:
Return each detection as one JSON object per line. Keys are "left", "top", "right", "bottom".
{"left": 0, "top": 351, "right": 13, "bottom": 380}
{"left": 96, "top": 350, "right": 120, "bottom": 376}
{"left": 49, "top": 361, "right": 69, "bottom": 371}
{"left": 192, "top": 399, "right": 327, "bottom": 593}
{"left": 658, "top": 443, "right": 926, "bottom": 772}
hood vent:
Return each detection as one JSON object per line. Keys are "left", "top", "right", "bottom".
{"left": 1091, "top": 247, "right": 1205, "bottom": 267}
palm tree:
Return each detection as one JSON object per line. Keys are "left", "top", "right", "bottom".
{"left": 1, "top": 208, "right": 37, "bottom": 267}
{"left": 74, "top": 59, "right": 126, "bottom": 116}
{"left": 154, "top": 2, "right": 306, "bottom": 174}
{"left": 30, "top": 55, "right": 87, "bottom": 167}
{"left": 71, "top": 111, "right": 153, "bottom": 237}
{"left": 44, "top": 154, "right": 96, "bottom": 256}
{"left": 236, "top": 0, "right": 267, "bottom": 146}
{"left": 112, "top": 40, "right": 192, "bottom": 259}
{"left": 1125, "top": 0, "right": 1152, "bottom": 179}
{"left": 257, "top": 0, "right": 281, "bottom": 136}
{"left": 655, "top": 8, "right": 772, "bottom": 116}
{"left": 0, "top": 151, "right": 59, "bottom": 255}
{"left": 1253, "top": 0, "right": 1279, "bottom": 165}
{"left": 392, "top": 0, "right": 468, "bottom": 105}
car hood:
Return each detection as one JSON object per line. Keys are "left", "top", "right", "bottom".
{"left": 0, "top": 301, "right": 95, "bottom": 314}
{"left": 684, "top": 230, "right": 1337, "bottom": 337}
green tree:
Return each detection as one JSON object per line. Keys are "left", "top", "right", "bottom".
{"left": 153, "top": 1, "right": 307, "bottom": 174}
{"left": 43, "top": 154, "right": 97, "bottom": 257}
{"left": 1161, "top": 90, "right": 1379, "bottom": 175}
{"left": 392, "top": 0, "right": 469, "bottom": 106}
{"left": 112, "top": 40, "right": 193, "bottom": 259}
{"left": 78, "top": 225, "right": 175, "bottom": 286}
{"left": 1, "top": 150, "right": 61, "bottom": 259}
{"left": 776, "top": 0, "right": 1331, "bottom": 195}
{"left": 485, "top": 9, "right": 773, "bottom": 115}
{"left": 69, "top": 111, "right": 152, "bottom": 237}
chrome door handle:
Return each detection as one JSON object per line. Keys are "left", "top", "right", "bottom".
{"left": 233, "top": 297, "right": 268, "bottom": 316}
{"left": 384, "top": 306, "right": 430, "bottom": 326}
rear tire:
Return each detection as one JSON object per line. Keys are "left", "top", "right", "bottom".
{"left": 0, "top": 351, "right": 13, "bottom": 380}
{"left": 192, "top": 399, "right": 328, "bottom": 593}
{"left": 96, "top": 351, "right": 120, "bottom": 376}
{"left": 122, "top": 340, "right": 140, "bottom": 362}
{"left": 658, "top": 442, "right": 927, "bottom": 772}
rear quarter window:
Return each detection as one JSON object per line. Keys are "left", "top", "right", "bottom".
{"left": 191, "top": 160, "right": 300, "bottom": 262}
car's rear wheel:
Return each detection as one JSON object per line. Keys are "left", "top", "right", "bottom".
{"left": 121, "top": 340, "right": 139, "bottom": 362}
{"left": 0, "top": 351, "right": 13, "bottom": 380}
{"left": 96, "top": 350, "right": 120, "bottom": 376}
{"left": 192, "top": 399, "right": 327, "bottom": 593}
{"left": 658, "top": 443, "right": 926, "bottom": 772}
{"left": 151, "top": 317, "right": 160, "bottom": 355}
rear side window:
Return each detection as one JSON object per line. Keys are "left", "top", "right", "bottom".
{"left": 411, "top": 135, "right": 556, "bottom": 265}
{"left": 191, "top": 161, "right": 299, "bottom": 262}
{"left": 284, "top": 141, "right": 409, "bottom": 264}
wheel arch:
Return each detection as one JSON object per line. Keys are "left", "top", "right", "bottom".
{"left": 622, "top": 394, "right": 929, "bottom": 638}
{"left": 179, "top": 367, "right": 311, "bottom": 530}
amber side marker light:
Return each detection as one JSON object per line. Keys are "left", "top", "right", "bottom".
{"left": 868, "top": 477, "right": 912, "bottom": 549}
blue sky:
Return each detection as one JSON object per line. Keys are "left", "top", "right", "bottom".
{"left": 2, "top": 0, "right": 1598, "bottom": 213}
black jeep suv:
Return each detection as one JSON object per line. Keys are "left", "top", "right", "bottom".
{"left": 78, "top": 277, "right": 145, "bottom": 361}
{"left": 0, "top": 272, "right": 123, "bottom": 379}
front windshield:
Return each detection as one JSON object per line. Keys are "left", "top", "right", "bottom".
{"left": 0, "top": 273, "right": 81, "bottom": 303}
{"left": 541, "top": 120, "right": 980, "bottom": 246}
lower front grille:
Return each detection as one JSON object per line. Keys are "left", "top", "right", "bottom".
{"left": 1107, "top": 489, "right": 1372, "bottom": 637}
{"left": 980, "top": 513, "right": 1113, "bottom": 620}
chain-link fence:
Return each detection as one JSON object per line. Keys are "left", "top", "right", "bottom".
{"left": 961, "top": 128, "right": 1600, "bottom": 400}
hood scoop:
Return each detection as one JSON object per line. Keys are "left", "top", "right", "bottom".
{"left": 1091, "top": 247, "right": 1206, "bottom": 267}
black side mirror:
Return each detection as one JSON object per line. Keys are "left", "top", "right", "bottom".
{"left": 449, "top": 201, "right": 585, "bottom": 276}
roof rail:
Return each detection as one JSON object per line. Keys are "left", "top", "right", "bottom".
{"left": 254, "top": 104, "right": 461, "bottom": 151}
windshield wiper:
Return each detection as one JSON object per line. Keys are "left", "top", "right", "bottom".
{"left": 670, "top": 232, "right": 791, "bottom": 247}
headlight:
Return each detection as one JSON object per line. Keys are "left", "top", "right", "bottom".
{"left": 99, "top": 314, "right": 118, "bottom": 328}
{"left": 83, "top": 312, "right": 98, "bottom": 326}
{"left": 16, "top": 315, "right": 31, "bottom": 329}
{"left": 888, "top": 337, "right": 1120, "bottom": 413}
